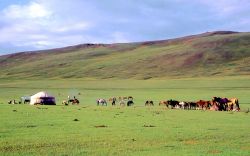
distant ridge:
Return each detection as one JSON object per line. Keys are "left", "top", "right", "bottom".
{"left": 0, "top": 31, "right": 249, "bottom": 79}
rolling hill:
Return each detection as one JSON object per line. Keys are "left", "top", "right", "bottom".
{"left": 0, "top": 31, "right": 250, "bottom": 79}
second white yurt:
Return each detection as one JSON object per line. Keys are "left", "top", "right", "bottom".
{"left": 30, "top": 91, "right": 56, "bottom": 105}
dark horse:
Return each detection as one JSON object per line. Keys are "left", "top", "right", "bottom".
{"left": 127, "top": 96, "right": 134, "bottom": 106}
{"left": 145, "top": 100, "right": 154, "bottom": 106}
{"left": 69, "top": 99, "right": 80, "bottom": 105}
{"left": 167, "top": 100, "right": 179, "bottom": 108}
{"left": 212, "top": 97, "right": 229, "bottom": 111}
{"left": 109, "top": 97, "right": 116, "bottom": 106}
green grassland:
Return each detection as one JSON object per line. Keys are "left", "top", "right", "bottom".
{"left": 0, "top": 77, "right": 250, "bottom": 155}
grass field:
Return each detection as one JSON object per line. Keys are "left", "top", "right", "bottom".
{"left": 0, "top": 76, "right": 250, "bottom": 155}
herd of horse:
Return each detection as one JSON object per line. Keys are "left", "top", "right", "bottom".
{"left": 97, "top": 96, "right": 134, "bottom": 106}
{"left": 62, "top": 98, "right": 80, "bottom": 105}
{"left": 94, "top": 96, "right": 240, "bottom": 111}
{"left": 9, "top": 95, "right": 240, "bottom": 111}
{"left": 159, "top": 97, "right": 240, "bottom": 111}
{"left": 64, "top": 96, "right": 240, "bottom": 112}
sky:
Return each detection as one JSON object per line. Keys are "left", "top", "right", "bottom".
{"left": 0, "top": 0, "right": 250, "bottom": 54}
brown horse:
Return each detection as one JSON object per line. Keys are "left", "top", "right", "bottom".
{"left": 196, "top": 100, "right": 211, "bottom": 110}
{"left": 227, "top": 98, "right": 240, "bottom": 111}
{"left": 210, "top": 104, "right": 219, "bottom": 111}
{"left": 159, "top": 100, "right": 168, "bottom": 106}
{"left": 119, "top": 96, "right": 128, "bottom": 101}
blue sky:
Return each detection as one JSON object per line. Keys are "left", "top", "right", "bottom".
{"left": 0, "top": 0, "right": 250, "bottom": 54}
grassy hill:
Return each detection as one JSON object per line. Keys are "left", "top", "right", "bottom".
{"left": 0, "top": 31, "right": 250, "bottom": 79}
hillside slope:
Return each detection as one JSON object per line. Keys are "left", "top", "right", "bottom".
{"left": 0, "top": 31, "right": 250, "bottom": 79}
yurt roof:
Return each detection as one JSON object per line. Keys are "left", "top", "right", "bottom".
{"left": 31, "top": 91, "right": 54, "bottom": 98}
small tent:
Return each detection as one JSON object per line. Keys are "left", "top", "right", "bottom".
{"left": 30, "top": 91, "right": 56, "bottom": 105}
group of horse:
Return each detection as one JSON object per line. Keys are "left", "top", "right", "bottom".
{"left": 8, "top": 96, "right": 31, "bottom": 104}
{"left": 62, "top": 96, "right": 80, "bottom": 105}
{"left": 97, "top": 96, "right": 134, "bottom": 106}
{"left": 63, "top": 96, "right": 240, "bottom": 111}
{"left": 9, "top": 94, "right": 240, "bottom": 111}
{"left": 8, "top": 100, "right": 22, "bottom": 104}
{"left": 158, "top": 97, "right": 240, "bottom": 111}
{"left": 94, "top": 96, "right": 240, "bottom": 111}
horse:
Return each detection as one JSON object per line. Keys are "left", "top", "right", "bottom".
{"left": 167, "top": 100, "right": 179, "bottom": 109}
{"left": 62, "top": 100, "right": 68, "bottom": 106}
{"left": 227, "top": 98, "right": 240, "bottom": 111}
{"left": 125, "top": 96, "right": 134, "bottom": 106}
{"left": 127, "top": 100, "right": 134, "bottom": 106}
{"left": 210, "top": 104, "right": 219, "bottom": 111}
{"left": 145, "top": 100, "right": 154, "bottom": 106}
{"left": 119, "top": 96, "right": 128, "bottom": 101}
{"left": 97, "top": 99, "right": 107, "bottom": 106}
{"left": 179, "top": 101, "right": 189, "bottom": 109}
{"left": 128, "top": 96, "right": 133, "bottom": 101}
{"left": 8, "top": 100, "right": 18, "bottom": 104}
{"left": 127, "top": 99, "right": 134, "bottom": 106}
{"left": 196, "top": 100, "right": 211, "bottom": 110}
{"left": 212, "top": 97, "right": 229, "bottom": 111}
{"left": 21, "top": 96, "right": 31, "bottom": 104}
{"left": 69, "top": 99, "right": 79, "bottom": 105}
{"left": 159, "top": 100, "right": 168, "bottom": 106}
{"left": 119, "top": 100, "right": 126, "bottom": 106}
{"left": 109, "top": 97, "right": 117, "bottom": 106}
{"left": 187, "top": 102, "right": 197, "bottom": 110}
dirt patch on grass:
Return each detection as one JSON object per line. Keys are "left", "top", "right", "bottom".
{"left": 153, "top": 111, "right": 161, "bottom": 115}
{"left": 164, "top": 145, "right": 175, "bottom": 148}
{"left": 240, "top": 146, "right": 250, "bottom": 151}
{"left": 36, "top": 107, "right": 48, "bottom": 110}
{"left": 143, "top": 125, "right": 156, "bottom": 127}
{"left": 26, "top": 125, "right": 37, "bottom": 128}
{"left": 184, "top": 139, "right": 198, "bottom": 145}
{"left": 131, "top": 138, "right": 136, "bottom": 142}
{"left": 0, "top": 142, "right": 64, "bottom": 152}
{"left": 94, "top": 125, "right": 107, "bottom": 128}
{"left": 207, "top": 128, "right": 219, "bottom": 131}
{"left": 207, "top": 150, "right": 222, "bottom": 154}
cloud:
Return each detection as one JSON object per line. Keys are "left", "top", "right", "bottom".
{"left": 55, "top": 22, "right": 90, "bottom": 33}
{"left": 3, "top": 2, "right": 52, "bottom": 19}
{"left": 0, "top": 0, "right": 94, "bottom": 52}
{"left": 197, "top": 0, "right": 250, "bottom": 16}
{"left": 0, "top": 0, "right": 249, "bottom": 54}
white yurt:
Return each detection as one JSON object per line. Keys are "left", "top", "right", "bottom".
{"left": 30, "top": 91, "right": 56, "bottom": 105}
